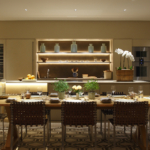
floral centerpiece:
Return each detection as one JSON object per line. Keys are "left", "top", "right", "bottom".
{"left": 115, "top": 48, "right": 135, "bottom": 70}
{"left": 72, "top": 85, "right": 82, "bottom": 99}
{"left": 115, "top": 48, "right": 135, "bottom": 81}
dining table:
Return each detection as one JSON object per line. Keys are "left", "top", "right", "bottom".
{"left": 0, "top": 95, "right": 150, "bottom": 150}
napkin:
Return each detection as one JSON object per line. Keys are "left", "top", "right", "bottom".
{"left": 101, "top": 98, "right": 111, "bottom": 103}
{"left": 95, "top": 93, "right": 100, "bottom": 97}
{"left": 143, "top": 97, "right": 150, "bottom": 99}
{"left": 6, "top": 98, "right": 17, "bottom": 103}
{"left": 50, "top": 93, "right": 58, "bottom": 97}
{"left": 50, "top": 98, "right": 60, "bottom": 103}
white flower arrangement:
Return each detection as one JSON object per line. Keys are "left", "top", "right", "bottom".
{"left": 115, "top": 48, "right": 135, "bottom": 70}
{"left": 72, "top": 85, "right": 82, "bottom": 93}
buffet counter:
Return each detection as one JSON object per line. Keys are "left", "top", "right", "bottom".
{"left": 6, "top": 80, "right": 149, "bottom": 84}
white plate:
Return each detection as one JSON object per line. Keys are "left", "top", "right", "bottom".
{"left": 63, "top": 100, "right": 85, "bottom": 103}
{"left": 71, "top": 95, "right": 84, "bottom": 98}
{"left": 114, "top": 99, "right": 135, "bottom": 102}
{"left": 112, "top": 95, "right": 126, "bottom": 98}
{"left": 143, "top": 97, "right": 150, "bottom": 99}
{"left": 21, "top": 99, "right": 43, "bottom": 102}
{"left": 31, "top": 95, "right": 40, "bottom": 98}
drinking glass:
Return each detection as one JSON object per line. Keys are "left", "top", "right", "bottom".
{"left": 107, "top": 91, "right": 112, "bottom": 98}
{"left": 128, "top": 87, "right": 134, "bottom": 98}
{"left": 133, "top": 93, "right": 138, "bottom": 101}
{"left": 128, "top": 87, "right": 134, "bottom": 95}
{"left": 37, "top": 87, "right": 42, "bottom": 96}
{"left": 42, "top": 94, "right": 47, "bottom": 101}
{"left": 138, "top": 86, "right": 143, "bottom": 98}
{"left": 111, "top": 85, "right": 116, "bottom": 95}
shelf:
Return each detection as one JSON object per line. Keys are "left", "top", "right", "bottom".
{"left": 37, "top": 52, "right": 111, "bottom": 56}
{"left": 37, "top": 62, "right": 111, "bottom": 65}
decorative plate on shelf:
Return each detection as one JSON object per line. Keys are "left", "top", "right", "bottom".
{"left": 22, "top": 79, "right": 37, "bottom": 82}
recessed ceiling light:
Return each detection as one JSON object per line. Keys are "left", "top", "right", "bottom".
{"left": 75, "top": 9, "right": 77, "bottom": 11}
{"left": 25, "top": 9, "right": 27, "bottom": 11}
{"left": 124, "top": 9, "right": 127, "bottom": 11}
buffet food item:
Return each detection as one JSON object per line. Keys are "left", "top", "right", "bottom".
{"left": 26, "top": 74, "right": 35, "bottom": 80}
{"left": 22, "top": 74, "right": 36, "bottom": 82}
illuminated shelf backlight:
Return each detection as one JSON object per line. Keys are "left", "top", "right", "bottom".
{"left": 37, "top": 62, "right": 111, "bottom": 65}
{"left": 37, "top": 52, "right": 111, "bottom": 56}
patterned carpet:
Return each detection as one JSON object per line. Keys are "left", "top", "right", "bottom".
{"left": 0, "top": 122, "right": 147, "bottom": 150}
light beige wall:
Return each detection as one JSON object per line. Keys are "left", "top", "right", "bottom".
{"left": 0, "top": 21, "right": 150, "bottom": 39}
{"left": 1, "top": 21, "right": 150, "bottom": 80}
{"left": 5, "top": 39, "right": 34, "bottom": 80}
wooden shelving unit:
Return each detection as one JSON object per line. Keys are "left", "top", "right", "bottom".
{"left": 36, "top": 39, "right": 113, "bottom": 79}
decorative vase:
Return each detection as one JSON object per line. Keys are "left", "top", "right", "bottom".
{"left": 88, "top": 92, "right": 95, "bottom": 99}
{"left": 101, "top": 43, "right": 107, "bottom": 53}
{"left": 40, "top": 43, "right": 46, "bottom": 53}
{"left": 88, "top": 44, "right": 94, "bottom": 53}
{"left": 54, "top": 43, "right": 60, "bottom": 53}
{"left": 71, "top": 41, "right": 77, "bottom": 53}
{"left": 58, "top": 92, "right": 65, "bottom": 99}
{"left": 76, "top": 93, "right": 79, "bottom": 99}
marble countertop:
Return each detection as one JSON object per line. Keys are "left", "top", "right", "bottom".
{"left": 6, "top": 80, "right": 150, "bottom": 84}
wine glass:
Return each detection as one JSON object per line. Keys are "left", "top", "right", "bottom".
{"left": 138, "top": 86, "right": 143, "bottom": 98}
{"left": 37, "top": 87, "right": 42, "bottom": 96}
{"left": 111, "top": 86, "right": 116, "bottom": 95}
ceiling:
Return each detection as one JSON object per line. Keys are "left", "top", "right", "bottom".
{"left": 0, "top": 0, "right": 150, "bottom": 21}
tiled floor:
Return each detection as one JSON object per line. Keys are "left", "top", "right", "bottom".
{"left": 0, "top": 122, "right": 146, "bottom": 150}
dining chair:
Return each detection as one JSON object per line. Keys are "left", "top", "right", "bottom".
{"left": 61, "top": 102, "right": 97, "bottom": 150}
{"left": 108, "top": 101, "right": 148, "bottom": 149}
{"left": 10, "top": 101, "right": 49, "bottom": 150}
{"left": 0, "top": 113, "right": 7, "bottom": 144}
{"left": 101, "top": 109, "right": 113, "bottom": 138}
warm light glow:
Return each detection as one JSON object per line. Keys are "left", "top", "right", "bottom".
{"left": 25, "top": 9, "right": 27, "bottom": 11}
{"left": 124, "top": 9, "right": 127, "bottom": 11}
{"left": 37, "top": 52, "right": 111, "bottom": 56}
{"left": 6, "top": 83, "right": 46, "bottom": 86}
{"left": 38, "top": 62, "right": 110, "bottom": 65}
{"left": 75, "top": 9, "right": 77, "bottom": 11}
{"left": 37, "top": 39, "right": 112, "bottom": 42}
{"left": 6, "top": 83, "right": 47, "bottom": 93}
